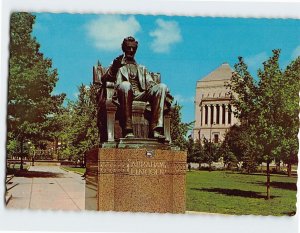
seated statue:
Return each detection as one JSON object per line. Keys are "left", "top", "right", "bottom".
{"left": 93, "top": 36, "right": 173, "bottom": 143}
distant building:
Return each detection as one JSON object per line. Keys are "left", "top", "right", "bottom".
{"left": 193, "top": 63, "right": 239, "bottom": 143}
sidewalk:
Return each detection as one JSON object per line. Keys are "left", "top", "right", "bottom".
{"left": 6, "top": 166, "right": 85, "bottom": 211}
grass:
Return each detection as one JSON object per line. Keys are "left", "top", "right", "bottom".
{"left": 186, "top": 170, "right": 297, "bottom": 216}
{"left": 61, "top": 166, "right": 86, "bottom": 175}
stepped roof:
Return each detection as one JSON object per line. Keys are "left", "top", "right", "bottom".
{"left": 200, "top": 63, "right": 233, "bottom": 82}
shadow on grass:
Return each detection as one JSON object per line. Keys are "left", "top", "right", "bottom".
{"left": 251, "top": 181, "right": 297, "bottom": 191}
{"left": 225, "top": 171, "right": 297, "bottom": 178}
{"left": 6, "top": 169, "right": 63, "bottom": 178}
{"left": 192, "top": 187, "right": 277, "bottom": 199}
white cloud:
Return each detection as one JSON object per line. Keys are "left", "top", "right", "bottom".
{"left": 244, "top": 52, "right": 268, "bottom": 70}
{"left": 149, "top": 19, "right": 182, "bottom": 53}
{"left": 86, "top": 15, "right": 141, "bottom": 51}
{"left": 173, "top": 94, "right": 194, "bottom": 104}
{"left": 291, "top": 45, "right": 300, "bottom": 59}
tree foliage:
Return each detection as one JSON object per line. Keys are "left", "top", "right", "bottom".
{"left": 201, "top": 138, "right": 220, "bottom": 171}
{"left": 222, "top": 124, "right": 260, "bottom": 173}
{"left": 278, "top": 57, "right": 300, "bottom": 176}
{"left": 7, "top": 12, "right": 65, "bottom": 163}
{"left": 218, "top": 137, "right": 237, "bottom": 170}
{"left": 170, "top": 103, "right": 193, "bottom": 150}
{"left": 58, "top": 84, "right": 99, "bottom": 163}
{"left": 227, "top": 49, "right": 299, "bottom": 198}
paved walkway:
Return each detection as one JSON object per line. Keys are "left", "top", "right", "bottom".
{"left": 6, "top": 166, "right": 85, "bottom": 211}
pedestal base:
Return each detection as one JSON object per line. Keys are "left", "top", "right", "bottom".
{"left": 85, "top": 148, "right": 187, "bottom": 213}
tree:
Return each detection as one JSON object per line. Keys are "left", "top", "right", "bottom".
{"left": 8, "top": 13, "right": 65, "bottom": 168}
{"left": 228, "top": 50, "right": 299, "bottom": 199}
{"left": 170, "top": 103, "right": 193, "bottom": 150}
{"left": 278, "top": 57, "right": 300, "bottom": 176}
{"left": 58, "top": 84, "right": 99, "bottom": 165}
{"left": 186, "top": 136, "right": 205, "bottom": 170}
{"left": 186, "top": 136, "right": 195, "bottom": 163}
{"left": 201, "top": 138, "right": 220, "bottom": 171}
{"left": 218, "top": 138, "right": 237, "bottom": 170}
{"left": 223, "top": 124, "right": 260, "bottom": 173}
{"left": 192, "top": 139, "right": 204, "bottom": 169}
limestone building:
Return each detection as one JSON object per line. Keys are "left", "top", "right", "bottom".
{"left": 193, "top": 63, "right": 239, "bottom": 142}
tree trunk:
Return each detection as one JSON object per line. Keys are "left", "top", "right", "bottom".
{"left": 266, "top": 161, "right": 270, "bottom": 200}
{"left": 287, "top": 163, "right": 292, "bottom": 177}
{"left": 198, "top": 162, "right": 201, "bottom": 170}
{"left": 54, "top": 137, "right": 58, "bottom": 160}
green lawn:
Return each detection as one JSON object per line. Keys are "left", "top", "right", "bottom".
{"left": 61, "top": 166, "right": 86, "bottom": 175}
{"left": 186, "top": 170, "right": 297, "bottom": 216}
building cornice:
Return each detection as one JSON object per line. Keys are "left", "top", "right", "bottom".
{"left": 199, "top": 97, "right": 232, "bottom": 105}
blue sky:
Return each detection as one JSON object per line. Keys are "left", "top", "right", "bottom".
{"left": 32, "top": 13, "right": 300, "bottom": 124}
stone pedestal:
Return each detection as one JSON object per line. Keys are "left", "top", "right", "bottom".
{"left": 85, "top": 148, "right": 186, "bottom": 213}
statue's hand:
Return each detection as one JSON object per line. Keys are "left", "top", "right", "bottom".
{"left": 111, "top": 55, "right": 123, "bottom": 71}
{"left": 102, "top": 55, "right": 123, "bottom": 82}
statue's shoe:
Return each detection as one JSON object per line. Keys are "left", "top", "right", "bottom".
{"left": 153, "top": 131, "right": 165, "bottom": 140}
{"left": 125, "top": 132, "right": 135, "bottom": 138}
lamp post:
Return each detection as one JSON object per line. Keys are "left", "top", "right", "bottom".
{"left": 32, "top": 150, "right": 35, "bottom": 166}
{"left": 57, "top": 141, "right": 61, "bottom": 161}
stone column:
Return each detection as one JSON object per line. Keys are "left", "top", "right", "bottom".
{"left": 207, "top": 104, "right": 211, "bottom": 126}
{"left": 200, "top": 105, "right": 205, "bottom": 126}
{"left": 213, "top": 104, "right": 217, "bottom": 125}
{"left": 220, "top": 104, "right": 224, "bottom": 125}
{"left": 224, "top": 104, "right": 228, "bottom": 125}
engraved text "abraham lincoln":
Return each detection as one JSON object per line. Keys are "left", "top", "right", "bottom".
{"left": 128, "top": 160, "right": 167, "bottom": 175}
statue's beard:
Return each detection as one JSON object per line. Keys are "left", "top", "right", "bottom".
{"left": 125, "top": 54, "right": 136, "bottom": 63}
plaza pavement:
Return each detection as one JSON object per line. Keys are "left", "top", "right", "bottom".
{"left": 6, "top": 165, "right": 85, "bottom": 211}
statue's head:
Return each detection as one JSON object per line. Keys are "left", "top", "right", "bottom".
{"left": 122, "top": 36, "right": 138, "bottom": 60}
